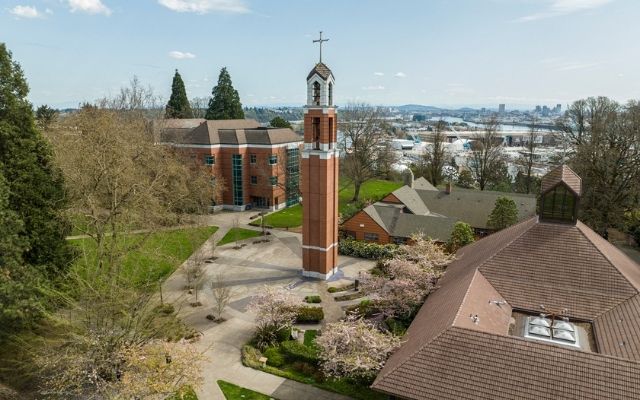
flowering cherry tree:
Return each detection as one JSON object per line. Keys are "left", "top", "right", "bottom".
{"left": 247, "top": 286, "right": 299, "bottom": 349}
{"left": 315, "top": 317, "right": 401, "bottom": 382}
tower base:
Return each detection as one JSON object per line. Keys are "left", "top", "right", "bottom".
{"left": 302, "top": 266, "right": 338, "bottom": 280}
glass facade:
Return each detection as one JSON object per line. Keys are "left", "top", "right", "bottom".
{"left": 286, "top": 148, "right": 300, "bottom": 206}
{"left": 232, "top": 154, "right": 243, "bottom": 206}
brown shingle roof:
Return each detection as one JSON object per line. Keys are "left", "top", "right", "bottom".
{"left": 307, "top": 62, "right": 333, "bottom": 81}
{"left": 373, "top": 216, "right": 640, "bottom": 400}
{"left": 541, "top": 164, "right": 582, "bottom": 195}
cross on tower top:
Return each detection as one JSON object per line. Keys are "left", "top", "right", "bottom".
{"left": 313, "top": 31, "right": 329, "bottom": 63}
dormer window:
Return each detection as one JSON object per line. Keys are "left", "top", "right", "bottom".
{"left": 313, "top": 81, "right": 321, "bottom": 106}
{"left": 541, "top": 184, "right": 577, "bottom": 223}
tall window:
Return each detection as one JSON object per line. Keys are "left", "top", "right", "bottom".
{"left": 541, "top": 184, "right": 577, "bottom": 222}
{"left": 328, "top": 82, "right": 333, "bottom": 106}
{"left": 313, "top": 117, "right": 320, "bottom": 150}
{"left": 232, "top": 154, "right": 243, "bottom": 206}
{"left": 286, "top": 148, "right": 300, "bottom": 206}
{"left": 250, "top": 154, "right": 257, "bottom": 164}
{"left": 269, "top": 154, "right": 278, "bottom": 165}
{"left": 328, "top": 117, "right": 334, "bottom": 146}
{"left": 204, "top": 155, "right": 215, "bottom": 165}
{"left": 313, "top": 81, "right": 321, "bottom": 106}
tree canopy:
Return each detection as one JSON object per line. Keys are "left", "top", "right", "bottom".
{"left": 269, "top": 116, "right": 292, "bottom": 128}
{"left": 205, "top": 67, "right": 244, "bottom": 120}
{"left": 487, "top": 196, "right": 519, "bottom": 231}
{"left": 165, "top": 70, "right": 193, "bottom": 119}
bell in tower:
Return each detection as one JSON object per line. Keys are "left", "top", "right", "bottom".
{"left": 301, "top": 32, "right": 339, "bottom": 279}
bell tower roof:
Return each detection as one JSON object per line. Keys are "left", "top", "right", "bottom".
{"left": 541, "top": 164, "right": 582, "bottom": 196}
{"left": 307, "top": 62, "right": 334, "bottom": 81}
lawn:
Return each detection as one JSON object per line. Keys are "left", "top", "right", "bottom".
{"left": 166, "top": 386, "right": 198, "bottom": 400}
{"left": 252, "top": 179, "right": 403, "bottom": 228}
{"left": 217, "top": 380, "right": 275, "bottom": 400}
{"left": 70, "top": 226, "right": 218, "bottom": 288}
{"left": 217, "top": 227, "right": 263, "bottom": 246}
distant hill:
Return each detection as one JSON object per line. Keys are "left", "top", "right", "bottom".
{"left": 397, "top": 104, "right": 443, "bottom": 113}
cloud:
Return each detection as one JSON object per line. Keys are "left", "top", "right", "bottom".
{"left": 68, "top": 0, "right": 112, "bottom": 15}
{"left": 158, "top": 0, "right": 249, "bottom": 14}
{"left": 517, "top": 0, "right": 614, "bottom": 22}
{"left": 394, "top": 72, "right": 407, "bottom": 78}
{"left": 373, "top": 72, "right": 384, "bottom": 76}
{"left": 362, "top": 85, "right": 385, "bottom": 91}
{"left": 169, "top": 51, "right": 196, "bottom": 59}
{"left": 9, "top": 5, "right": 42, "bottom": 18}
{"left": 540, "top": 57, "right": 602, "bottom": 71}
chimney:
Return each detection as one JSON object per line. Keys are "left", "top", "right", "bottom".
{"left": 445, "top": 181, "right": 452, "bottom": 194}
{"left": 403, "top": 168, "right": 414, "bottom": 188}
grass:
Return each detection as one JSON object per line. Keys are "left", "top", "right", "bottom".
{"left": 217, "top": 227, "right": 262, "bottom": 246}
{"left": 217, "top": 380, "right": 275, "bottom": 400}
{"left": 70, "top": 226, "right": 218, "bottom": 288}
{"left": 166, "top": 386, "right": 198, "bottom": 400}
{"left": 303, "top": 330, "right": 318, "bottom": 348}
{"left": 252, "top": 178, "right": 403, "bottom": 228}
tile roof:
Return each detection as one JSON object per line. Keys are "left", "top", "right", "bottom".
{"left": 363, "top": 203, "right": 456, "bottom": 242}
{"left": 412, "top": 177, "right": 438, "bottom": 191}
{"left": 157, "top": 119, "right": 302, "bottom": 146}
{"left": 307, "top": 62, "right": 334, "bottom": 81}
{"left": 541, "top": 164, "right": 582, "bottom": 195}
{"left": 373, "top": 216, "right": 640, "bottom": 400}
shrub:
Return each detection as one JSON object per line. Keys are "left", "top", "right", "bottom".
{"left": 334, "top": 292, "right": 365, "bottom": 302}
{"left": 338, "top": 239, "right": 397, "bottom": 260}
{"left": 305, "top": 295, "right": 322, "bottom": 304}
{"left": 384, "top": 318, "right": 408, "bottom": 336}
{"left": 241, "top": 345, "right": 262, "bottom": 369}
{"left": 263, "top": 347, "right": 285, "bottom": 367}
{"left": 280, "top": 340, "right": 319, "bottom": 364}
{"left": 296, "top": 306, "right": 325, "bottom": 323}
{"left": 155, "top": 303, "right": 175, "bottom": 315}
{"left": 276, "top": 327, "right": 292, "bottom": 343}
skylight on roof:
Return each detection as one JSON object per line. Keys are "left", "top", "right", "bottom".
{"left": 524, "top": 315, "right": 579, "bottom": 348}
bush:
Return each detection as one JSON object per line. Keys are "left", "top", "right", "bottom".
{"left": 384, "top": 318, "right": 408, "bottom": 336}
{"left": 280, "top": 340, "right": 319, "bottom": 364}
{"left": 338, "top": 239, "right": 397, "bottom": 260}
{"left": 263, "top": 347, "right": 285, "bottom": 367}
{"left": 276, "top": 327, "right": 292, "bottom": 343}
{"left": 296, "top": 307, "right": 324, "bottom": 323}
{"left": 241, "top": 345, "right": 262, "bottom": 369}
{"left": 334, "top": 292, "right": 365, "bottom": 302}
{"left": 327, "top": 283, "right": 354, "bottom": 293}
{"left": 305, "top": 295, "right": 322, "bottom": 304}
{"left": 155, "top": 303, "right": 175, "bottom": 315}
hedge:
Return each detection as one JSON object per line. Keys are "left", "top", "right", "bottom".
{"left": 296, "top": 306, "right": 324, "bottom": 323}
{"left": 280, "top": 340, "right": 319, "bottom": 364}
{"left": 338, "top": 239, "right": 397, "bottom": 260}
{"left": 263, "top": 347, "right": 285, "bottom": 367}
{"left": 305, "top": 295, "right": 322, "bottom": 304}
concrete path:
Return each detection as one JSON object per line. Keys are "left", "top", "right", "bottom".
{"left": 161, "top": 212, "right": 374, "bottom": 400}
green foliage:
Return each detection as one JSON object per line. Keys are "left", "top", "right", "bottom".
{"left": 263, "top": 347, "right": 285, "bottom": 367}
{"left": 269, "top": 116, "right": 292, "bottom": 128}
{"left": 35, "top": 105, "right": 58, "bottom": 130}
{"left": 303, "top": 330, "right": 318, "bottom": 347}
{"left": 165, "top": 70, "right": 193, "bottom": 119}
{"left": 384, "top": 318, "right": 409, "bottom": 336}
{"left": 217, "top": 227, "right": 261, "bottom": 246}
{"left": 166, "top": 386, "right": 198, "bottom": 400}
{"left": 217, "top": 380, "right": 273, "bottom": 400}
{"left": 338, "top": 238, "right": 398, "bottom": 260}
{"left": 487, "top": 196, "right": 519, "bottom": 231}
{"left": 0, "top": 43, "right": 72, "bottom": 275}
{"left": 280, "top": 340, "right": 318, "bottom": 364}
{"left": 304, "top": 295, "right": 321, "bottom": 304}
{"left": 456, "top": 169, "right": 475, "bottom": 188}
{"left": 296, "top": 306, "right": 324, "bottom": 323}
{"left": 327, "top": 283, "right": 355, "bottom": 293}
{"left": 205, "top": 67, "right": 244, "bottom": 120}
{"left": 447, "top": 221, "right": 475, "bottom": 253}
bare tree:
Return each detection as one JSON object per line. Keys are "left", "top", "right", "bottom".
{"left": 210, "top": 273, "right": 232, "bottom": 321}
{"left": 340, "top": 103, "right": 387, "bottom": 202}
{"left": 516, "top": 116, "right": 538, "bottom": 194}
{"left": 467, "top": 115, "right": 505, "bottom": 190}
{"left": 190, "top": 97, "right": 209, "bottom": 118}
{"left": 422, "top": 119, "right": 448, "bottom": 186}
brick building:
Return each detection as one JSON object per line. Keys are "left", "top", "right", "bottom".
{"left": 157, "top": 118, "right": 303, "bottom": 211}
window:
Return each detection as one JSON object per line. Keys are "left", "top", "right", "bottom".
{"left": 204, "top": 155, "right": 215, "bottom": 165}
{"left": 541, "top": 184, "right": 577, "bottom": 222}
{"left": 343, "top": 230, "right": 356, "bottom": 239}
{"left": 364, "top": 232, "right": 379, "bottom": 242}
{"left": 250, "top": 154, "right": 257, "bottom": 164}
{"left": 392, "top": 237, "right": 407, "bottom": 245}
{"left": 269, "top": 154, "right": 278, "bottom": 165}
{"left": 312, "top": 117, "right": 320, "bottom": 150}
{"left": 328, "top": 82, "right": 333, "bottom": 106}
{"left": 286, "top": 148, "right": 300, "bottom": 206}
{"left": 313, "top": 81, "right": 321, "bottom": 106}
{"left": 524, "top": 315, "right": 579, "bottom": 348}
{"left": 250, "top": 176, "right": 257, "bottom": 185}
{"left": 270, "top": 176, "right": 278, "bottom": 186}
{"left": 328, "top": 117, "right": 334, "bottom": 145}
{"left": 232, "top": 154, "right": 243, "bottom": 206}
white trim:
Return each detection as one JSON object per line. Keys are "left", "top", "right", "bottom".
{"left": 302, "top": 242, "right": 338, "bottom": 252}
{"left": 302, "top": 266, "right": 338, "bottom": 280}
{"left": 301, "top": 149, "right": 339, "bottom": 159}
{"left": 159, "top": 141, "right": 303, "bottom": 150}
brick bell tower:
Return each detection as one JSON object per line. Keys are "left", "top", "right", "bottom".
{"left": 301, "top": 32, "right": 339, "bottom": 279}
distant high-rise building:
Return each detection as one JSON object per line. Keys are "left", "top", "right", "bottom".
{"left": 542, "top": 105, "right": 550, "bottom": 117}
{"left": 555, "top": 104, "right": 562, "bottom": 114}
{"left": 498, "top": 104, "right": 506, "bottom": 114}
{"left": 535, "top": 105, "right": 542, "bottom": 113}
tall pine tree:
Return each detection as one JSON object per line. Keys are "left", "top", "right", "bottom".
{"left": 205, "top": 67, "right": 245, "bottom": 120}
{"left": 165, "top": 69, "right": 193, "bottom": 119}
{"left": 0, "top": 43, "right": 71, "bottom": 276}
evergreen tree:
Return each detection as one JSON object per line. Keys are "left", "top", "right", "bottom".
{"left": 165, "top": 69, "right": 193, "bottom": 119}
{"left": 447, "top": 221, "right": 475, "bottom": 253}
{"left": 205, "top": 67, "right": 245, "bottom": 120}
{"left": 35, "top": 104, "right": 58, "bottom": 131}
{"left": 0, "top": 43, "right": 71, "bottom": 276}
{"left": 487, "top": 196, "right": 519, "bottom": 231}
{"left": 270, "top": 116, "right": 292, "bottom": 128}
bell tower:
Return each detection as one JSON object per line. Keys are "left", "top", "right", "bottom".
{"left": 301, "top": 32, "right": 339, "bottom": 279}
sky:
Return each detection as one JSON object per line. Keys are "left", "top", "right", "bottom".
{"left": 2, "top": 0, "right": 639, "bottom": 109}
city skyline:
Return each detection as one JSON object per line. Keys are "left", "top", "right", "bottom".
{"left": 2, "top": 0, "right": 639, "bottom": 109}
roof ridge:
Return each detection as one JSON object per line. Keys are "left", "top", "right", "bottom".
{"left": 474, "top": 217, "right": 538, "bottom": 271}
